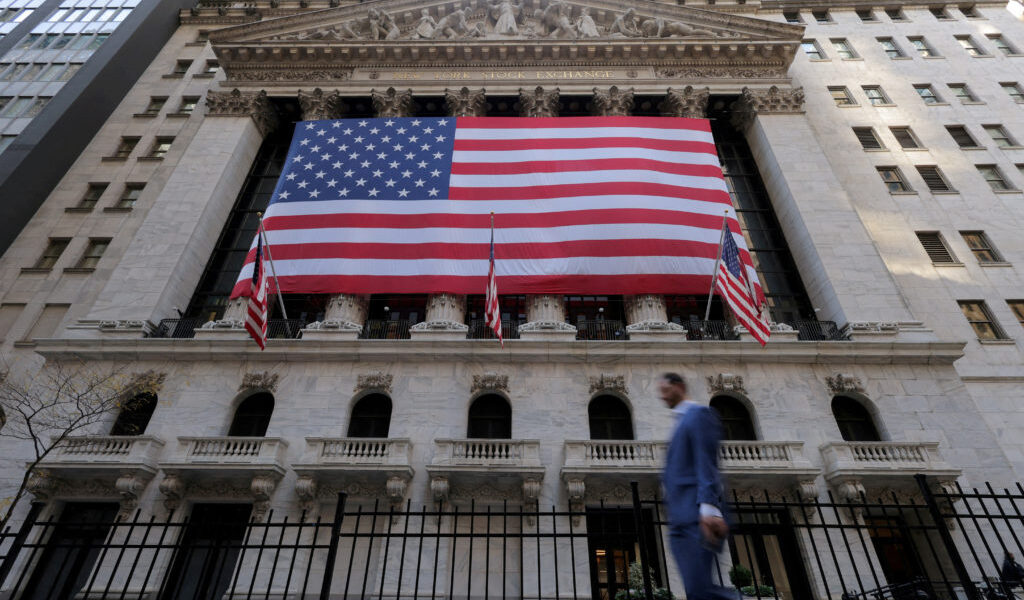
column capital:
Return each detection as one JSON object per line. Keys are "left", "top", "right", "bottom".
{"left": 205, "top": 88, "right": 278, "bottom": 136}
{"left": 731, "top": 85, "right": 805, "bottom": 129}
{"left": 445, "top": 87, "right": 487, "bottom": 117}
{"left": 298, "top": 88, "right": 344, "bottom": 120}
{"left": 519, "top": 86, "right": 559, "bottom": 117}
{"left": 660, "top": 86, "right": 710, "bottom": 119}
{"left": 592, "top": 85, "right": 634, "bottom": 116}
{"left": 371, "top": 87, "right": 414, "bottom": 117}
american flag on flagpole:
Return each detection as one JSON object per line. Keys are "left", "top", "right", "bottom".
{"left": 715, "top": 222, "right": 770, "bottom": 346}
{"left": 231, "top": 116, "right": 761, "bottom": 300}
{"left": 484, "top": 213, "right": 503, "bottom": 348}
{"left": 244, "top": 231, "right": 268, "bottom": 350}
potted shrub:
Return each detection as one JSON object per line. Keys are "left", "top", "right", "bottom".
{"left": 729, "top": 565, "right": 753, "bottom": 589}
{"left": 613, "top": 561, "right": 673, "bottom": 600}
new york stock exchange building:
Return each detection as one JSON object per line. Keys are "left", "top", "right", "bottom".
{"left": 4, "top": 0, "right": 1024, "bottom": 598}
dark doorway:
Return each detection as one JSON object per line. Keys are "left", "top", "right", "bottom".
{"left": 728, "top": 508, "right": 813, "bottom": 600}
{"left": 585, "top": 508, "right": 663, "bottom": 600}
{"left": 832, "top": 396, "right": 881, "bottom": 442}
{"left": 347, "top": 394, "right": 392, "bottom": 438}
{"left": 710, "top": 396, "right": 756, "bottom": 441}
{"left": 160, "top": 503, "right": 252, "bottom": 600}
{"left": 110, "top": 392, "right": 158, "bottom": 436}
{"left": 865, "top": 515, "right": 926, "bottom": 584}
{"left": 467, "top": 394, "right": 512, "bottom": 439}
{"left": 228, "top": 393, "right": 274, "bottom": 437}
{"left": 19, "top": 502, "right": 119, "bottom": 600}
{"left": 588, "top": 396, "right": 633, "bottom": 440}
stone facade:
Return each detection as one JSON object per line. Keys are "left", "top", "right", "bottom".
{"left": 1, "top": 0, "right": 1024, "bottom": 596}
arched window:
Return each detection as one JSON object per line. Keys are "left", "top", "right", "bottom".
{"left": 228, "top": 392, "right": 274, "bottom": 437}
{"left": 588, "top": 396, "right": 633, "bottom": 440}
{"left": 467, "top": 394, "right": 511, "bottom": 439}
{"left": 347, "top": 394, "right": 392, "bottom": 438}
{"left": 831, "top": 396, "right": 882, "bottom": 442}
{"left": 709, "top": 396, "right": 757, "bottom": 441}
{"left": 110, "top": 393, "right": 158, "bottom": 436}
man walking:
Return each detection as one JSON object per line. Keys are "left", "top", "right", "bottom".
{"left": 659, "top": 372, "right": 736, "bottom": 600}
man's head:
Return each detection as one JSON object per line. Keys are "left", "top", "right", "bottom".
{"left": 658, "top": 372, "right": 687, "bottom": 408}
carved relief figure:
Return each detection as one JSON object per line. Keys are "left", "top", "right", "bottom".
{"left": 608, "top": 8, "right": 641, "bottom": 38}
{"left": 489, "top": 0, "right": 522, "bottom": 36}
{"left": 367, "top": 8, "right": 400, "bottom": 40}
{"left": 412, "top": 8, "right": 436, "bottom": 39}
{"left": 432, "top": 8, "right": 470, "bottom": 39}
{"left": 575, "top": 7, "right": 600, "bottom": 38}
{"left": 536, "top": 1, "right": 576, "bottom": 38}
{"left": 641, "top": 17, "right": 713, "bottom": 38}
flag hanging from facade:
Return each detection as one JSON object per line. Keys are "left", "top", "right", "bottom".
{"left": 715, "top": 222, "right": 770, "bottom": 346}
{"left": 485, "top": 214, "right": 503, "bottom": 348}
{"left": 244, "top": 232, "right": 268, "bottom": 350}
{"left": 230, "top": 116, "right": 760, "bottom": 299}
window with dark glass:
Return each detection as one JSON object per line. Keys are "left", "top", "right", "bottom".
{"left": 161, "top": 504, "right": 252, "bottom": 600}
{"left": 228, "top": 392, "right": 274, "bottom": 436}
{"left": 890, "top": 126, "right": 921, "bottom": 149}
{"left": 958, "top": 300, "right": 1007, "bottom": 340}
{"left": 111, "top": 136, "right": 138, "bottom": 159}
{"left": 75, "top": 238, "right": 109, "bottom": 269}
{"left": 77, "top": 183, "right": 107, "bottom": 209}
{"left": 467, "top": 394, "right": 511, "bottom": 439}
{"left": 959, "top": 231, "right": 1003, "bottom": 263}
{"left": 710, "top": 396, "right": 756, "bottom": 441}
{"left": 34, "top": 238, "right": 69, "bottom": 269}
{"left": 115, "top": 183, "right": 144, "bottom": 209}
{"left": 110, "top": 393, "right": 158, "bottom": 435}
{"left": 588, "top": 395, "right": 633, "bottom": 440}
{"left": 832, "top": 396, "right": 882, "bottom": 441}
{"left": 347, "top": 394, "right": 392, "bottom": 438}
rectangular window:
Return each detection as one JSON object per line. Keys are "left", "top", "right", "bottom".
{"left": 960, "top": 5, "right": 980, "bottom": 17}
{"left": 909, "top": 37, "right": 939, "bottom": 57}
{"left": 35, "top": 238, "right": 70, "bottom": 269}
{"left": 988, "top": 34, "right": 1018, "bottom": 56}
{"left": 59, "top": 63, "right": 82, "bottom": 81}
{"left": 878, "top": 167, "right": 912, "bottom": 192}
{"left": 0, "top": 97, "right": 10, "bottom": 114}
{"left": 1006, "top": 301, "right": 1024, "bottom": 329}
{"left": 957, "top": 35, "right": 987, "bottom": 56}
{"left": 51, "top": 34, "right": 72, "bottom": 50}
{"left": 914, "top": 84, "right": 942, "bottom": 104}
{"left": 1, "top": 63, "right": 28, "bottom": 81}
{"left": 863, "top": 86, "right": 891, "bottom": 105}
{"left": 112, "top": 137, "right": 138, "bottom": 158}
{"left": 36, "top": 34, "right": 60, "bottom": 49}
{"left": 916, "top": 165, "right": 954, "bottom": 191}
{"left": 147, "top": 136, "right": 173, "bottom": 158}
{"left": 812, "top": 9, "right": 831, "bottom": 23}
{"left": 831, "top": 39, "right": 855, "bottom": 59}
{"left": 171, "top": 59, "right": 191, "bottom": 75}
{"left": 1002, "top": 82, "right": 1024, "bottom": 103}
{"left": 67, "top": 35, "right": 92, "bottom": 50}
{"left": 203, "top": 59, "right": 219, "bottom": 74}
{"left": 19, "top": 63, "right": 44, "bottom": 81}
{"left": 853, "top": 127, "right": 884, "bottom": 149}
{"left": 801, "top": 40, "right": 825, "bottom": 59}
{"left": 1, "top": 97, "right": 34, "bottom": 118}
{"left": 946, "top": 125, "right": 980, "bottom": 148}
{"left": 886, "top": 8, "right": 907, "bottom": 21}
{"left": 115, "top": 183, "right": 144, "bottom": 208}
{"left": 930, "top": 6, "right": 952, "bottom": 19}
{"left": 947, "top": 83, "right": 977, "bottom": 102}
{"left": 142, "top": 97, "right": 165, "bottom": 115}
{"left": 64, "top": 8, "right": 85, "bottom": 22}
{"left": 78, "top": 183, "right": 106, "bottom": 209}
{"left": 958, "top": 300, "right": 1007, "bottom": 340}
{"left": 983, "top": 124, "right": 1016, "bottom": 147}
{"left": 960, "top": 231, "right": 1003, "bottom": 263}
{"left": 23, "top": 97, "right": 50, "bottom": 118}
{"left": 0, "top": 303, "right": 25, "bottom": 342}
{"left": 178, "top": 96, "right": 199, "bottom": 114}
{"left": 39, "top": 63, "right": 67, "bottom": 81}
{"left": 916, "top": 231, "right": 958, "bottom": 263}
{"left": 783, "top": 11, "right": 802, "bottom": 23}
{"left": 977, "top": 165, "right": 1014, "bottom": 190}
{"left": 857, "top": 8, "right": 877, "bottom": 22}
{"left": 17, "top": 34, "right": 40, "bottom": 49}
{"left": 878, "top": 37, "right": 904, "bottom": 58}
{"left": 86, "top": 33, "right": 109, "bottom": 50}
{"left": 75, "top": 238, "right": 110, "bottom": 269}
{"left": 829, "top": 86, "right": 856, "bottom": 106}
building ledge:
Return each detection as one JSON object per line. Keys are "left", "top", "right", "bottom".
{"left": 820, "top": 441, "right": 960, "bottom": 482}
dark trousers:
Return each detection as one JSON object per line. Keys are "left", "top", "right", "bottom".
{"left": 668, "top": 523, "right": 738, "bottom": 600}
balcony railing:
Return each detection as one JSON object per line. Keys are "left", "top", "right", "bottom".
{"left": 171, "top": 436, "right": 289, "bottom": 467}
{"left": 466, "top": 319, "right": 522, "bottom": 340}
{"left": 432, "top": 438, "right": 542, "bottom": 467}
{"left": 680, "top": 319, "right": 738, "bottom": 341}
{"left": 718, "top": 441, "right": 815, "bottom": 473}
{"left": 820, "top": 441, "right": 959, "bottom": 478}
{"left": 306, "top": 437, "right": 413, "bottom": 466}
{"left": 575, "top": 320, "right": 628, "bottom": 341}
{"left": 360, "top": 319, "right": 411, "bottom": 340}
{"left": 789, "top": 320, "right": 846, "bottom": 341}
{"left": 151, "top": 318, "right": 204, "bottom": 339}
{"left": 563, "top": 440, "right": 664, "bottom": 469}
{"left": 43, "top": 435, "right": 165, "bottom": 465}
{"left": 267, "top": 319, "right": 306, "bottom": 339}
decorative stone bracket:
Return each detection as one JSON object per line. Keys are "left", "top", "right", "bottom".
{"left": 588, "top": 374, "right": 626, "bottom": 396}
{"left": 519, "top": 86, "right": 559, "bottom": 117}
{"left": 445, "top": 87, "right": 487, "bottom": 117}
{"left": 826, "top": 374, "right": 864, "bottom": 395}
{"left": 565, "top": 477, "right": 585, "bottom": 525}
{"left": 706, "top": 373, "right": 746, "bottom": 395}
{"left": 371, "top": 87, "right": 413, "bottom": 117}
{"left": 159, "top": 472, "right": 282, "bottom": 521}
{"left": 240, "top": 371, "right": 280, "bottom": 393}
{"left": 206, "top": 89, "right": 279, "bottom": 136}
{"left": 355, "top": 372, "right": 393, "bottom": 394}
{"left": 660, "top": 86, "right": 710, "bottom": 119}
{"left": 472, "top": 373, "right": 509, "bottom": 395}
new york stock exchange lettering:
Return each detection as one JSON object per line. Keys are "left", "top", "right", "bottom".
{"left": 389, "top": 69, "right": 617, "bottom": 81}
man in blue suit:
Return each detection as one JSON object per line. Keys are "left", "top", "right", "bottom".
{"left": 659, "top": 372, "right": 736, "bottom": 600}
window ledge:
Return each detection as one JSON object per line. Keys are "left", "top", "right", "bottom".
{"left": 137, "top": 156, "right": 164, "bottom": 162}
{"left": 932, "top": 262, "right": 965, "bottom": 267}
{"left": 836, "top": 104, "right": 861, "bottom": 108}
{"left": 166, "top": 112, "right": 191, "bottom": 118}
{"left": 64, "top": 206, "right": 93, "bottom": 213}
{"left": 922, "top": 55, "right": 945, "bottom": 59}
{"left": 63, "top": 267, "right": 95, "bottom": 274}
{"left": 923, "top": 102, "right": 950, "bottom": 107}
{"left": 132, "top": 113, "right": 158, "bottom": 119}
{"left": 890, "top": 191, "right": 919, "bottom": 195}
{"left": 12, "top": 341, "right": 36, "bottom": 348}
{"left": 994, "top": 189, "right": 1023, "bottom": 194}
{"left": 193, "top": 73, "right": 215, "bottom": 79}
{"left": 971, "top": 54, "right": 995, "bottom": 58}
{"left": 809, "top": 58, "right": 832, "bottom": 62}
{"left": 20, "top": 267, "right": 51, "bottom": 274}
{"left": 161, "top": 73, "right": 185, "bottom": 79}
{"left": 185, "top": 41, "right": 208, "bottom": 47}
{"left": 961, "top": 146, "right": 986, "bottom": 150}
{"left": 979, "top": 261, "right": 1013, "bottom": 267}
{"left": 864, "top": 148, "right": 890, "bottom": 152}
{"left": 890, "top": 56, "right": 912, "bottom": 61}
{"left": 102, "top": 206, "right": 133, "bottom": 213}
{"left": 903, "top": 147, "right": 929, "bottom": 151}
{"left": 100, "top": 156, "right": 129, "bottom": 162}
{"left": 931, "top": 190, "right": 960, "bottom": 195}
{"left": 870, "top": 103, "right": 897, "bottom": 108}
{"left": 979, "top": 338, "right": 1016, "bottom": 345}
{"left": 1005, "top": 53, "right": 1024, "bottom": 58}
{"left": 997, "top": 145, "right": 1024, "bottom": 150}
{"left": 841, "top": 57, "right": 864, "bottom": 61}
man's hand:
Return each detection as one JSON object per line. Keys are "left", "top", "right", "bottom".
{"left": 699, "top": 514, "right": 728, "bottom": 545}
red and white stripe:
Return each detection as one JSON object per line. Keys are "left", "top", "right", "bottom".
{"left": 232, "top": 117, "right": 761, "bottom": 298}
{"left": 485, "top": 257, "right": 502, "bottom": 347}
{"left": 244, "top": 235, "right": 268, "bottom": 350}
{"left": 715, "top": 261, "right": 770, "bottom": 346}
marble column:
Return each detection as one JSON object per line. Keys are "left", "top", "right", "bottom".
{"left": 731, "top": 86, "right": 925, "bottom": 341}
{"left": 513, "top": 87, "right": 576, "bottom": 340}
{"left": 79, "top": 89, "right": 277, "bottom": 339}
{"left": 591, "top": 85, "right": 634, "bottom": 116}
{"left": 296, "top": 88, "right": 369, "bottom": 340}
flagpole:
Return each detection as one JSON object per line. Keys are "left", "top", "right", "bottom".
{"left": 257, "top": 214, "right": 290, "bottom": 325}
{"left": 703, "top": 209, "right": 730, "bottom": 321}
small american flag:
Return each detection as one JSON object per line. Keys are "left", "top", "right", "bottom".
{"left": 485, "top": 214, "right": 502, "bottom": 348}
{"left": 715, "top": 223, "right": 770, "bottom": 346}
{"left": 244, "top": 232, "right": 268, "bottom": 350}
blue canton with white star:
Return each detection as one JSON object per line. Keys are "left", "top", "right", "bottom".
{"left": 722, "top": 227, "right": 743, "bottom": 279}
{"left": 270, "top": 117, "right": 457, "bottom": 204}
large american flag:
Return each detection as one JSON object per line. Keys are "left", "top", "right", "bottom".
{"left": 230, "top": 116, "right": 761, "bottom": 299}
{"left": 715, "top": 222, "right": 770, "bottom": 346}
{"left": 485, "top": 214, "right": 502, "bottom": 347}
{"left": 243, "top": 232, "right": 268, "bottom": 350}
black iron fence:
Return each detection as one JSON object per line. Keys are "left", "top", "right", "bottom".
{"left": 150, "top": 318, "right": 306, "bottom": 339}
{"left": 6, "top": 475, "right": 1022, "bottom": 600}
{"left": 576, "top": 319, "right": 628, "bottom": 341}
{"left": 467, "top": 319, "right": 523, "bottom": 340}
{"left": 360, "top": 319, "right": 412, "bottom": 339}
{"left": 789, "top": 320, "right": 846, "bottom": 341}
{"left": 681, "top": 319, "right": 739, "bottom": 340}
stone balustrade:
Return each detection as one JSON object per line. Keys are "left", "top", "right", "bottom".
{"left": 306, "top": 437, "right": 412, "bottom": 466}
{"left": 720, "top": 440, "right": 808, "bottom": 467}
{"left": 563, "top": 440, "right": 664, "bottom": 470}
{"left": 427, "top": 439, "right": 544, "bottom": 504}
{"left": 47, "top": 435, "right": 165, "bottom": 464}
{"left": 294, "top": 438, "right": 414, "bottom": 510}
{"left": 171, "top": 436, "right": 289, "bottom": 467}
{"left": 820, "top": 441, "right": 955, "bottom": 474}
{"left": 433, "top": 438, "right": 542, "bottom": 466}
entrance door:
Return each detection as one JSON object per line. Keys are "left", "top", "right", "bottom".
{"left": 728, "top": 508, "right": 813, "bottom": 600}
{"left": 865, "top": 515, "right": 926, "bottom": 584}
{"left": 160, "top": 503, "right": 252, "bottom": 600}
{"left": 586, "top": 508, "right": 663, "bottom": 600}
